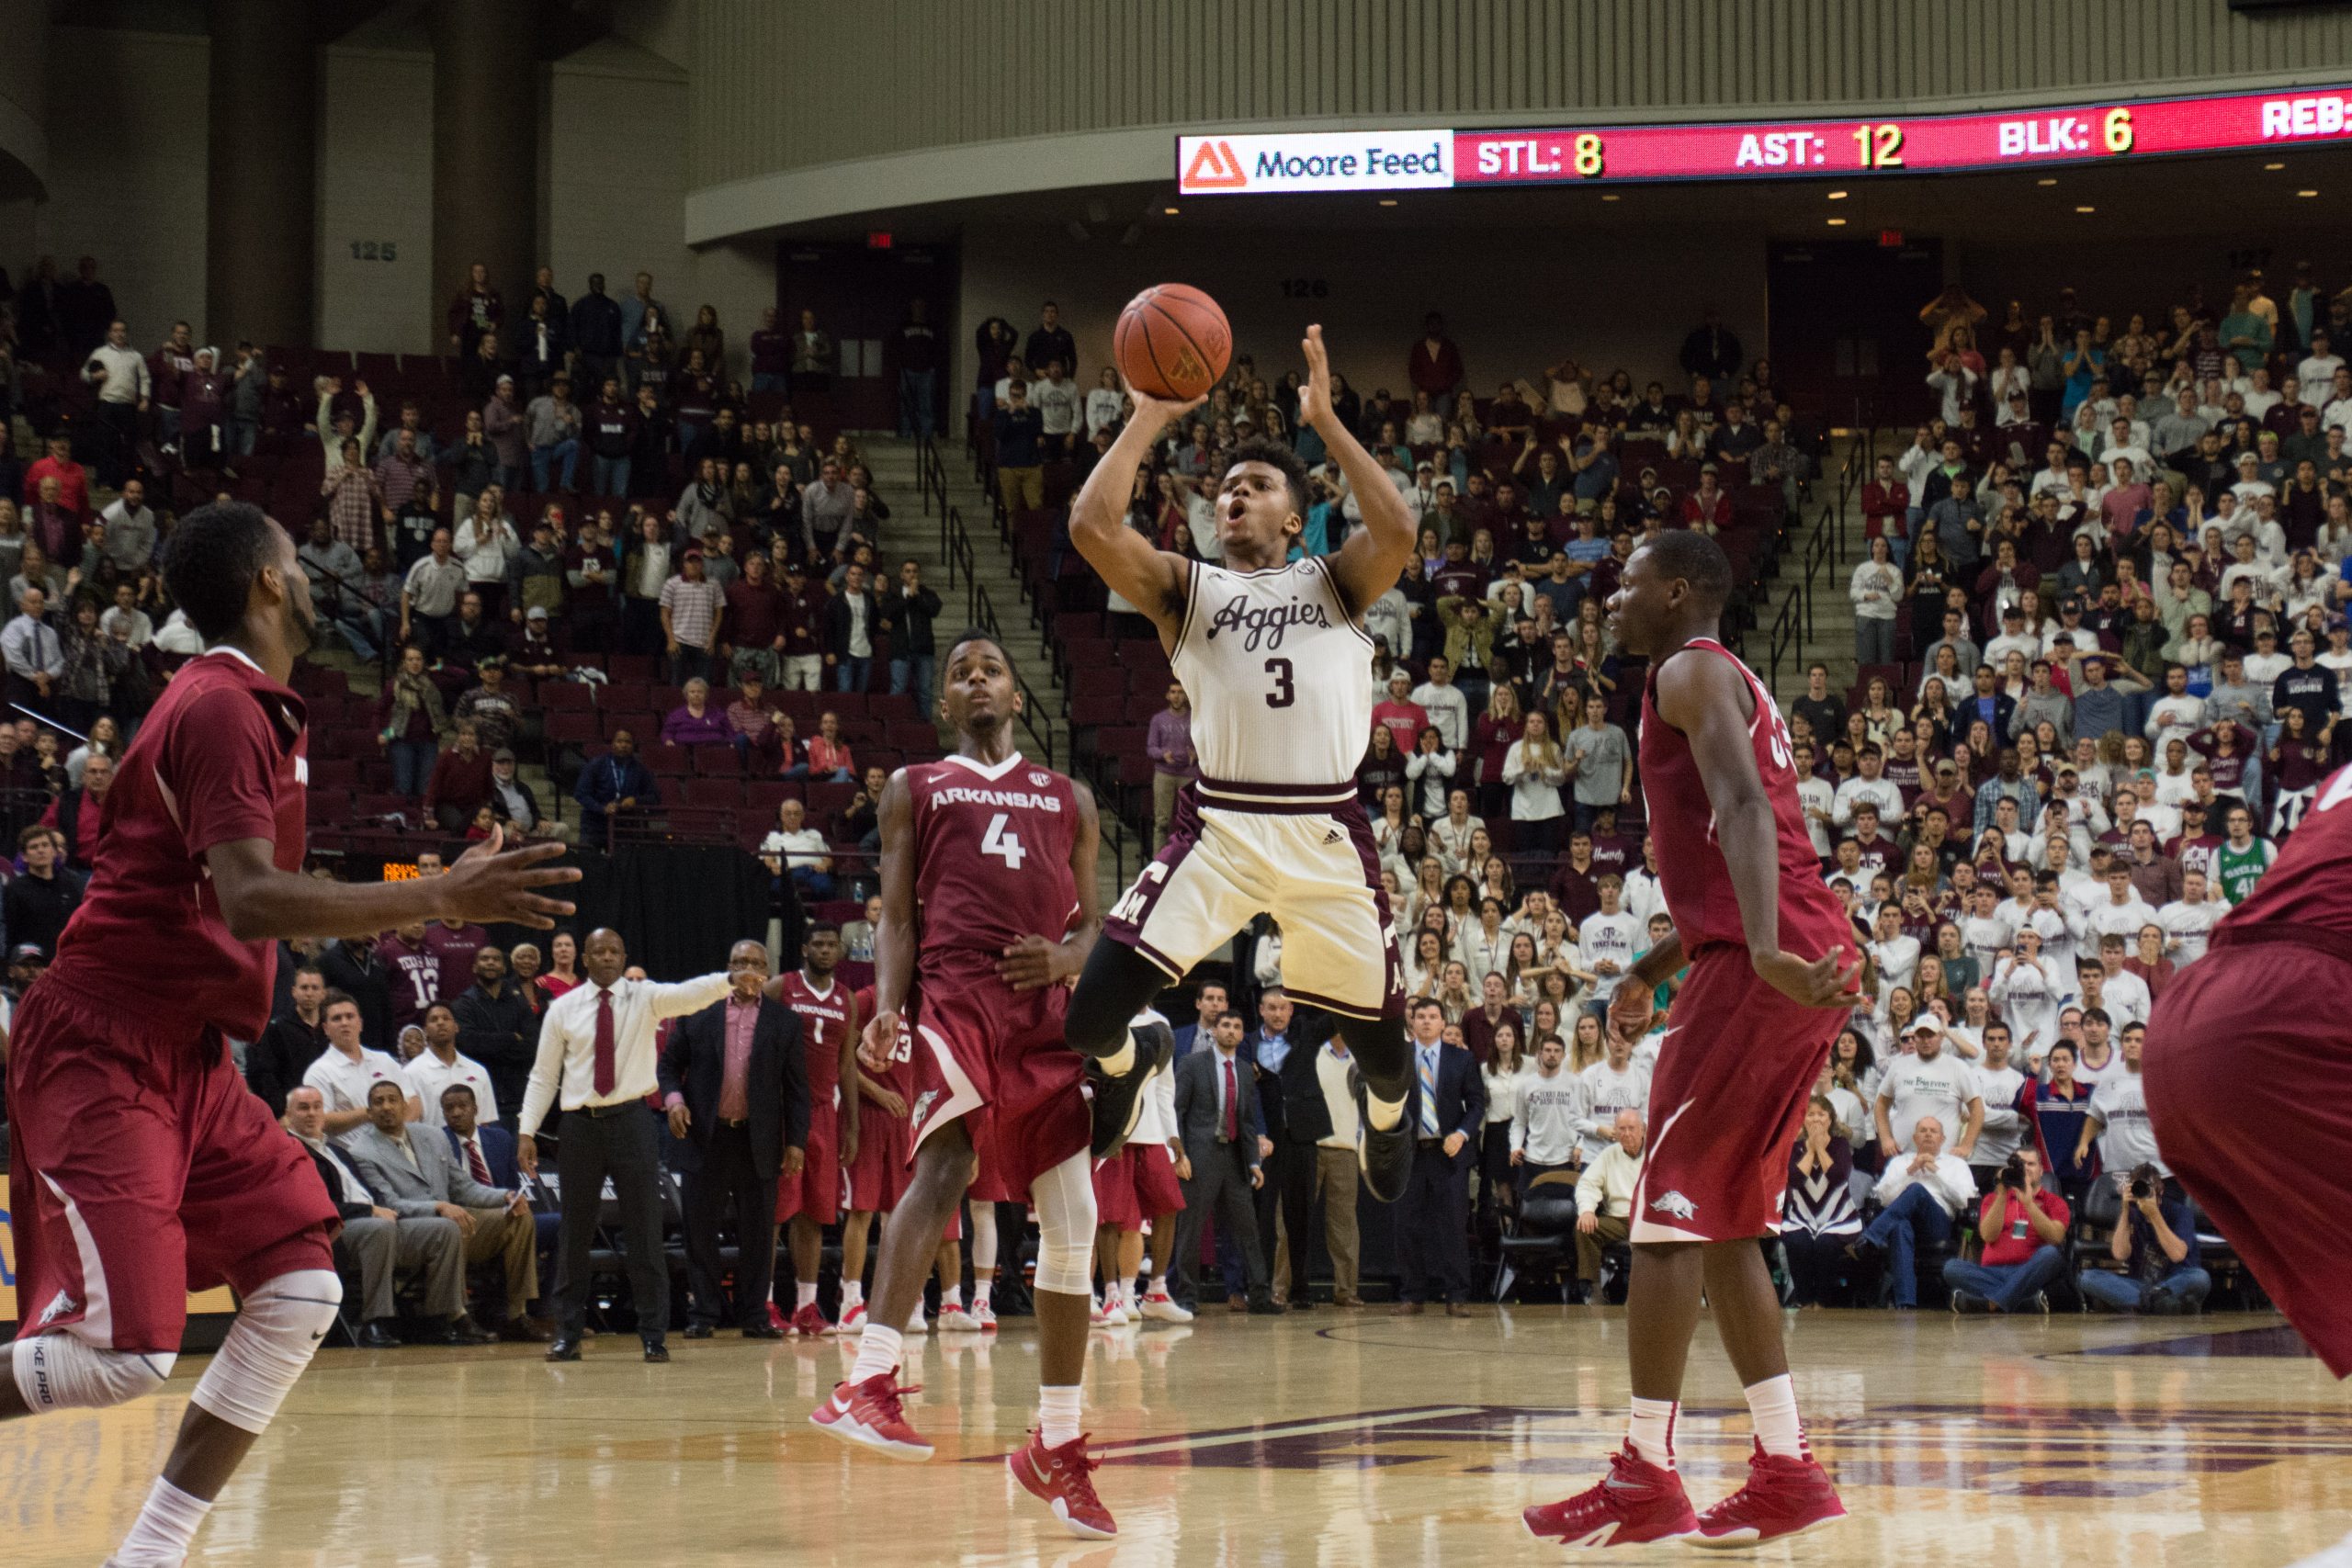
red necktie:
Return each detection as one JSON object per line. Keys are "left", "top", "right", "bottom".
{"left": 594, "top": 987, "right": 616, "bottom": 1096}
{"left": 466, "top": 1136, "right": 492, "bottom": 1186}
{"left": 1221, "top": 1058, "right": 1238, "bottom": 1143}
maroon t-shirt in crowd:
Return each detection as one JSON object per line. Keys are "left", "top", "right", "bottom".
{"left": 725, "top": 578, "right": 786, "bottom": 650}
{"left": 379, "top": 931, "right": 439, "bottom": 1033}
{"left": 43, "top": 649, "right": 307, "bottom": 1041}
{"left": 423, "top": 920, "right": 489, "bottom": 1002}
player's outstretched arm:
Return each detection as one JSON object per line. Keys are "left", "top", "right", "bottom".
{"left": 1653, "top": 652, "right": 1860, "bottom": 1010}
{"left": 1306, "top": 325, "right": 1417, "bottom": 619}
{"left": 204, "top": 823, "right": 579, "bottom": 943}
{"left": 1068, "top": 394, "right": 1193, "bottom": 647}
{"left": 997, "top": 780, "right": 1102, "bottom": 991}
{"left": 856, "top": 770, "right": 918, "bottom": 1073}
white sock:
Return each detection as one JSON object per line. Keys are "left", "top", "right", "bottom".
{"left": 974, "top": 1276, "right": 993, "bottom": 1310}
{"left": 797, "top": 1280, "right": 818, "bottom": 1311}
{"left": 1140, "top": 1269, "right": 1159, "bottom": 1297}
{"left": 1039, "top": 1383, "right": 1082, "bottom": 1449}
{"left": 850, "top": 1324, "right": 903, "bottom": 1386}
{"left": 941, "top": 1285, "right": 961, "bottom": 1311}
{"left": 1745, "top": 1373, "right": 1808, "bottom": 1461}
{"left": 842, "top": 1280, "right": 865, "bottom": 1309}
{"left": 1365, "top": 1092, "right": 1406, "bottom": 1133}
{"left": 1098, "top": 1038, "right": 1136, "bottom": 1075}
{"left": 1627, "top": 1396, "right": 1679, "bottom": 1470}
{"left": 114, "top": 1477, "right": 212, "bottom": 1567}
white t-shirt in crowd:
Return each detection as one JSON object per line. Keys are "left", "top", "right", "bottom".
{"left": 2157, "top": 897, "right": 2222, "bottom": 964}
{"left": 2087, "top": 1067, "right": 2166, "bottom": 1179}
{"left": 1877, "top": 1050, "right": 1980, "bottom": 1153}
{"left": 303, "top": 1045, "right": 416, "bottom": 1116}
{"left": 1577, "top": 911, "right": 1644, "bottom": 1001}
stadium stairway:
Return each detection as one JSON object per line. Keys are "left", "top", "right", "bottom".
{"left": 857, "top": 436, "right": 1151, "bottom": 911}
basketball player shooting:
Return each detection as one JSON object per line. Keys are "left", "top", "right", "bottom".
{"left": 1063, "top": 325, "right": 1424, "bottom": 1205}
{"left": 0, "top": 502, "right": 578, "bottom": 1568}
{"left": 810, "top": 633, "right": 1122, "bottom": 1539}
{"left": 1523, "top": 532, "right": 1861, "bottom": 1550}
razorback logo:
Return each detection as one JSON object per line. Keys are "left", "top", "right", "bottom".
{"left": 1648, "top": 1190, "right": 1699, "bottom": 1221}
{"left": 1183, "top": 140, "right": 1246, "bottom": 190}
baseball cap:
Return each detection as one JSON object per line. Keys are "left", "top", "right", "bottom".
{"left": 11, "top": 942, "right": 46, "bottom": 962}
{"left": 526, "top": 605, "right": 549, "bottom": 621}
{"left": 492, "top": 748, "right": 516, "bottom": 763}
{"left": 1908, "top": 1016, "right": 1944, "bottom": 1039}
{"left": 684, "top": 547, "right": 704, "bottom": 561}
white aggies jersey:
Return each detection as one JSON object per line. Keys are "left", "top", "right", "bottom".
{"left": 1173, "top": 558, "right": 1374, "bottom": 798}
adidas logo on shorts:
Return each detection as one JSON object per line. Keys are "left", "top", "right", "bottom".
{"left": 1322, "top": 828, "right": 1342, "bottom": 845}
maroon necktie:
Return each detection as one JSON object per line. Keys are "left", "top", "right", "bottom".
{"left": 594, "top": 987, "right": 616, "bottom": 1096}
{"left": 1221, "top": 1058, "right": 1238, "bottom": 1143}
{"left": 465, "top": 1136, "right": 492, "bottom": 1186}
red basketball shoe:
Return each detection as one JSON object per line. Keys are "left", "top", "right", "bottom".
{"left": 808, "top": 1373, "right": 934, "bottom": 1461}
{"left": 1008, "top": 1428, "right": 1116, "bottom": 1540}
{"left": 1690, "top": 1441, "right": 1847, "bottom": 1548}
{"left": 1522, "top": 1445, "right": 1700, "bottom": 1548}
{"left": 787, "top": 1303, "right": 831, "bottom": 1338}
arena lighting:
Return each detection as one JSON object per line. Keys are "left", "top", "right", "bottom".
{"left": 1162, "top": 205, "right": 1179, "bottom": 215}
{"left": 2076, "top": 204, "right": 2098, "bottom": 212}
{"left": 1826, "top": 188, "right": 1849, "bottom": 198}
{"left": 2300, "top": 187, "right": 2322, "bottom": 196}
{"left": 1377, "top": 197, "right": 1398, "bottom": 206}
{"left": 2037, "top": 176, "right": 2059, "bottom": 185}
{"left": 1826, "top": 216, "right": 1848, "bottom": 225}
{"left": 1177, "top": 83, "right": 2352, "bottom": 193}
{"left": 2267, "top": 160, "right": 2289, "bottom": 168}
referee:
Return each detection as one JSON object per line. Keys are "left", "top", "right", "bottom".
{"left": 517, "top": 927, "right": 730, "bottom": 1362}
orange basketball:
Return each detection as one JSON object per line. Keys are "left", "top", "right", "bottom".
{"left": 1114, "top": 283, "right": 1231, "bottom": 401}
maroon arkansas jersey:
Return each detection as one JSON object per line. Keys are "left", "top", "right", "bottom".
{"left": 45, "top": 648, "right": 308, "bottom": 1041}
{"left": 2218, "top": 762, "right": 2352, "bottom": 932}
{"left": 905, "top": 753, "right": 1081, "bottom": 985}
{"left": 1637, "top": 638, "right": 1848, "bottom": 958}
{"left": 777, "top": 970, "right": 851, "bottom": 1111}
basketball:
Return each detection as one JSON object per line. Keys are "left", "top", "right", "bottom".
{"left": 1114, "top": 283, "right": 1231, "bottom": 401}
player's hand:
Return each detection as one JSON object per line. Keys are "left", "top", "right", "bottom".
{"left": 783, "top": 1145, "right": 805, "bottom": 1177}
{"left": 516, "top": 1135, "right": 539, "bottom": 1178}
{"left": 435, "top": 1201, "right": 477, "bottom": 1235}
{"left": 1296, "top": 324, "right": 1336, "bottom": 432}
{"left": 667, "top": 1102, "right": 692, "bottom": 1140}
{"left": 997, "top": 934, "right": 1067, "bottom": 991}
{"left": 872, "top": 1087, "right": 908, "bottom": 1121}
{"left": 1607, "top": 982, "right": 1656, "bottom": 1047}
{"left": 858, "top": 1010, "right": 899, "bottom": 1073}
{"left": 1577, "top": 1212, "right": 1600, "bottom": 1235}
{"left": 1175, "top": 1155, "right": 1193, "bottom": 1181}
{"left": 840, "top": 1123, "right": 860, "bottom": 1168}
{"left": 1755, "top": 944, "right": 1866, "bottom": 1010}
{"left": 1122, "top": 378, "right": 1204, "bottom": 434}
{"left": 438, "top": 824, "right": 580, "bottom": 930}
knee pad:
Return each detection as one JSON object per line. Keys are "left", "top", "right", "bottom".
{"left": 189, "top": 1269, "right": 343, "bottom": 1436}
{"left": 11, "top": 1335, "right": 176, "bottom": 1415}
{"left": 1029, "top": 1152, "right": 1100, "bottom": 1297}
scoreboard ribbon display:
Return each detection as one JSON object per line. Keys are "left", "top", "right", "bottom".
{"left": 1177, "top": 85, "right": 2352, "bottom": 194}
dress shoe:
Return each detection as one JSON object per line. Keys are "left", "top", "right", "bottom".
{"left": 449, "top": 1316, "right": 496, "bottom": 1346}
{"left": 545, "top": 1337, "right": 582, "bottom": 1362}
{"left": 1445, "top": 1302, "right": 1474, "bottom": 1319}
{"left": 497, "top": 1317, "right": 553, "bottom": 1344}
{"left": 1392, "top": 1301, "right": 1425, "bottom": 1316}
{"left": 417, "top": 1320, "right": 461, "bottom": 1346}
{"left": 358, "top": 1320, "right": 401, "bottom": 1349}
{"left": 1247, "top": 1292, "right": 1283, "bottom": 1315}
{"left": 683, "top": 1325, "right": 715, "bottom": 1340}
{"left": 1288, "top": 1297, "right": 1316, "bottom": 1312}
{"left": 742, "top": 1324, "right": 785, "bottom": 1340}
{"left": 642, "top": 1339, "right": 670, "bottom": 1363}
{"left": 1226, "top": 1295, "right": 1250, "bottom": 1314}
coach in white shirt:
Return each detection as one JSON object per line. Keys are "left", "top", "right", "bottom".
{"left": 1858, "top": 1115, "right": 1977, "bottom": 1306}
{"left": 518, "top": 927, "right": 732, "bottom": 1359}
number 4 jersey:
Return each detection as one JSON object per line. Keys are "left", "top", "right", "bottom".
{"left": 1173, "top": 557, "right": 1374, "bottom": 799}
{"left": 905, "top": 752, "right": 1082, "bottom": 987}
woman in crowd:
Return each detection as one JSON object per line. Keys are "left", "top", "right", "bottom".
{"left": 1502, "top": 709, "right": 1567, "bottom": 860}
{"left": 1478, "top": 1021, "right": 1527, "bottom": 1244}
{"left": 1781, "top": 1095, "right": 1863, "bottom": 1308}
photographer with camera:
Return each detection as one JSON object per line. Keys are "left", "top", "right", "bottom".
{"left": 2077, "top": 1162, "right": 2210, "bottom": 1314}
{"left": 1940, "top": 1147, "right": 2070, "bottom": 1314}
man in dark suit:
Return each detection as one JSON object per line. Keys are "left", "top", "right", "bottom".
{"left": 441, "top": 1081, "right": 556, "bottom": 1336}
{"left": 453, "top": 944, "right": 536, "bottom": 1119}
{"left": 1170, "top": 1012, "right": 1279, "bottom": 1314}
{"left": 1244, "top": 987, "right": 1329, "bottom": 1309}
{"left": 658, "top": 938, "right": 809, "bottom": 1337}
{"left": 1396, "top": 998, "right": 1485, "bottom": 1315}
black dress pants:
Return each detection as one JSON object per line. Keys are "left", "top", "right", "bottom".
{"left": 552, "top": 1103, "right": 669, "bottom": 1341}
{"left": 680, "top": 1122, "right": 777, "bottom": 1329}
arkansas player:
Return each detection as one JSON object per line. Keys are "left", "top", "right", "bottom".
{"left": 2149, "top": 766, "right": 2352, "bottom": 1385}
{"left": 0, "top": 502, "right": 575, "bottom": 1568}
{"left": 1524, "top": 531, "right": 1861, "bottom": 1551}
{"left": 766, "top": 923, "right": 859, "bottom": 1336}
{"left": 809, "top": 631, "right": 1118, "bottom": 1540}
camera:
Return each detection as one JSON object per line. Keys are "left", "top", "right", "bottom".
{"left": 2128, "top": 1162, "right": 2159, "bottom": 1201}
{"left": 2000, "top": 1153, "right": 2028, "bottom": 1190}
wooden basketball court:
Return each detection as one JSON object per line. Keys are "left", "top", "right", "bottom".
{"left": 8, "top": 1307, "right": 2347, "bottom": 1564}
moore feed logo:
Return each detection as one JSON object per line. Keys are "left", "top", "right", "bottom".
{"left": 1178, "top": 130, "right": 1456, "bottom": 195}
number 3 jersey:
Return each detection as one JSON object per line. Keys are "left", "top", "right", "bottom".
{"left": 1174, "top": 558, "right": 1374, "bottom": 798}
{"left": 906, "top": 752, "right": 1082, "bottom": 986}
{"left": 1638, "top": 637, "right": 1848, "bottom": 958}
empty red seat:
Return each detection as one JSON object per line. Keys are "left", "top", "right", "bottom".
{"left": 643, "top": 742, "right": 691, "bottom": 775}
{"left": 682, "top": 777, "right": 744, "bottom": 808}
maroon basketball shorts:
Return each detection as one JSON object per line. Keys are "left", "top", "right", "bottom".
{"left": 1632, "top": 942, "right": 1846, "bottom": 1245}
{"left": 909, "top": 976, "right": 1089, "bottom": 1204}
{"left": 776, "top": 1102, "right": 841, "bottom": 1225}
{"left": 2147, "top": 925, "right": 2352, "bottom": 1378}
{"left": 6, "top": 984, "right": 338, "bottom": 1353}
